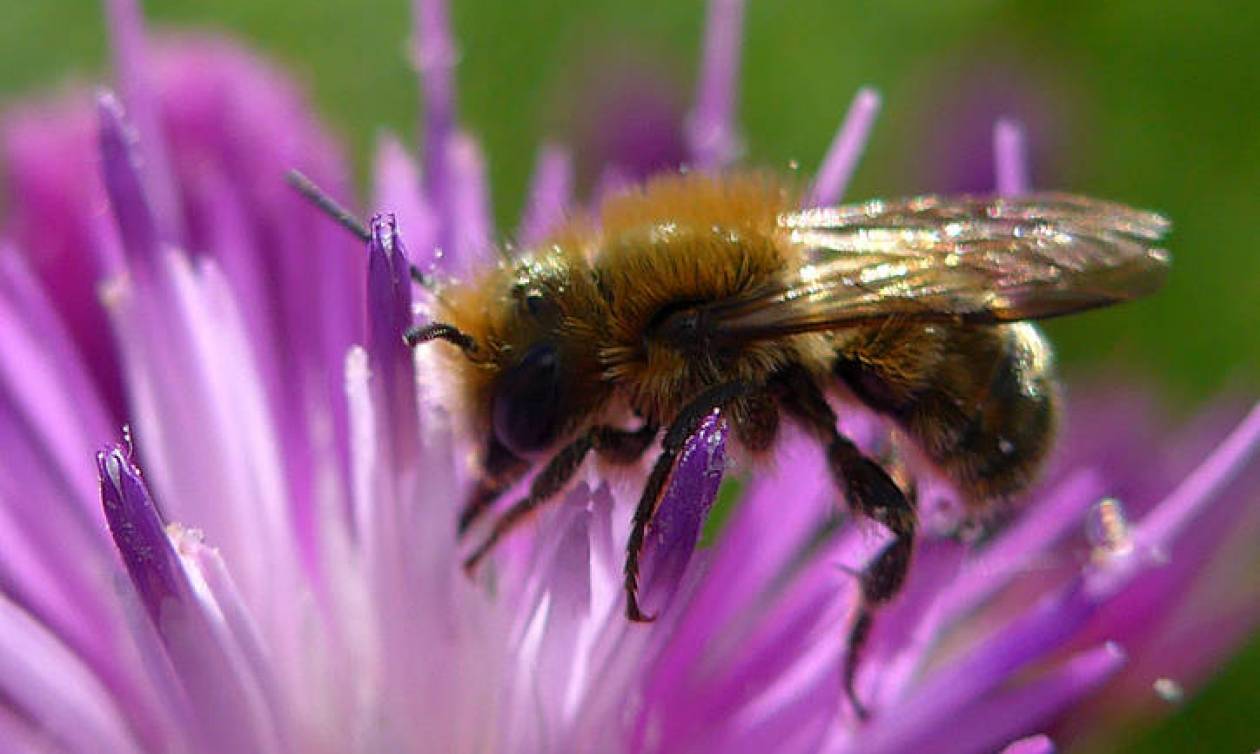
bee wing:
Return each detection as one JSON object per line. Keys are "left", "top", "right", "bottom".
{"left": 708, "top": 192, "right": 1171, "bottom": 338}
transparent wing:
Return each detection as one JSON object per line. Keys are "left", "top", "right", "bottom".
{"left": 708, "top": 192, "right": 1171, "bottom": 339}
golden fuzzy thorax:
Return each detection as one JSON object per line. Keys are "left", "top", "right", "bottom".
{"left": 435, "top": 172, "right": 831, "bottom": 444}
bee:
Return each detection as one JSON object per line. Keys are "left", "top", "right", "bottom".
{"left": 292, "top": 169, "right": 1170, "bottom": 717}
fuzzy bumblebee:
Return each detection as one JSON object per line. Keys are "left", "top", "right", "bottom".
{"left": 403, "top": 170, "right": 1169, "bottom": 717}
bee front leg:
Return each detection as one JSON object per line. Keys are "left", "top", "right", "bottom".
{"left": 459, "top": 438, "right": 531, "bottom": 536}
{"left": 463, "top": 432, "right": 597, "bottom": 574}
{"left": 624, "top": 381, "right": 751, "bottom": 623}
{"left": 463, "top": 423, "right": 659, "bottom": 573}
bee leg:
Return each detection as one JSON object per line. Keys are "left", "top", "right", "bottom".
{"left": 463, "top": 432, "right": 598, "bottom": 574}
{"left": 831, "top": 438, "right": 915, "bottom": 721}
{"left": 624, "top": 380, "right": 751, "bottom": 623}
{"left": 463, "top": 424, "right": 659, "bottom": 572}
{"left": 459, "top": 438, "right": 531, "bottom": 536}
{"left": 773, "top": 366, "right": 915, "bottom": 721}
{"left": 593, "top": 422, "right": 660, "bottom": 465}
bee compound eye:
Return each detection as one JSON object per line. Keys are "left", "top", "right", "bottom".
{"left": 491, "top": 343, "right": 563, "bottom": 455}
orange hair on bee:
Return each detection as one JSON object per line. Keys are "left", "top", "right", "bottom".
{"left": 599, "top": 170, "right": 794, "bottom": 239}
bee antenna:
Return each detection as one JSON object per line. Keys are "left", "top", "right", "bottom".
{"left": 286, "top": 170, "right": 371, "bottom": 242}
{"left": 404, "top": 322, "right": 478, "bottom": 354}
{"left": 285, "top": 169, "right": 444, "bottom": 296}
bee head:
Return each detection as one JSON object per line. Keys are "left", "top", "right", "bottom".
{"left": 417, "top": 248, "right": 610, "bottom": 457}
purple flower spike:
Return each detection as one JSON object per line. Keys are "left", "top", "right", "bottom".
{"left": 413, "top": 0, "right": 461, "bottom": 263}
{"left": 519, "top": 144, "right": 575, "bottom": 246}
{"left": 373, "top": 135, "right": 438, "bottom": 266}
{"left": 639, "top": 413, "right": 728, "bottom": 613}
{"left": 96, "top": 91, "right": 159, "bottom": 268}
{"left": 807, "top": 87, "right": 881, "bottom": 208}
{"left": 1002, "top": 735, "right": 1056, "bottom": 754}
{"left": 98, "top": 447, "right": 187, "bottom": 621}
{"left": 1134, "top": 401, "right": 1260, "bottom": 551}
{"left": 367, "top": 214, "right": 419, "bottom": 463}
{"left": 687, "top": 0, "right": 747, "bottom": 170}
{"left": 443, "top": 131, "right": 495, "bottom": 274}
{"left": 994, "top": 118, "right": 1031, "bottom": 195}
{"left": 104, "top": 0, "right": 180, "bottom": 245}
{"left": 96, "top": 446, "right": 280, "bottom": 752}
{"left": 2, "top": 2, "right": 1257, "bottom": 753}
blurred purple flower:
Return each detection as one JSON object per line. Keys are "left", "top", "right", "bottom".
{"left": 1, "top": 1, "right": 1258, "bottom": 754}
{"left": 567, "top": 58, "right": 690, "bottom": 192}
{"left": 908, "top": 56, "right": 1077, "bottom": 194}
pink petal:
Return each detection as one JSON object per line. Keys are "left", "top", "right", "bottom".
{"left": 373, "top": 134, "right": 437, "bottom": 265}
{"left": 98, "top": 446, "right": 280, "bottom": 751}
{"left": 687, "top": 0, "right": 747, "bottom": 170}
{"left": 519, "top": 144, "right": 575, "bottom": 246}
{"left": 806, "top": 88, "right": 881, "bottom": 208}
{"left": 0, "top": 593, "right": 140, "bottom": 752}
{"left": 104, "top": 0, "right": 181, "bottom": 245}
{"left": 96, "top": 91, "right": 159, "bottom": 270}
{"left": 994, "top": 119, "right": 1031, "bottom": 195}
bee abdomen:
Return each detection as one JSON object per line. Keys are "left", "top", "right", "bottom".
{"left": 835, "top": 322, "right": 1058, "bottom": 505}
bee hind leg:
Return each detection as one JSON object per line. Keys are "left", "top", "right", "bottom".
{"left": 624, "top": 380, "right": 752, "bottom": 622}
{"left": 772, "top": 365, "right": 915, "bottom": 721}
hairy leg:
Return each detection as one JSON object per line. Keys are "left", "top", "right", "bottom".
{"left": 463, "top": 424, "right": 658, "bottom": 571}
{"left": 773, "top": 365, "right": 915, "bottom": 720}
{"left": 624, "top": 380, "right": 752, "bottom": 622}
{"left": 458, "top": 438, "right": 531, "bottom": 535}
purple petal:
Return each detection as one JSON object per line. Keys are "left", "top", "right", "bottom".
{"left": 645, "top": 573, "right": 844, "bottom": 751}
{"left": 1, "top": 99, "right": 129, "bottom": 420}
{"left": 1135, "top": 401, "right": 1260, "bottom": 551}
{"left": 97, "top": 445, "right": 281, "bottom": 752}
{"left": 573, "top": 60, "right": 688, "bottom": 186}
{"left": 155, "top": 36, "right": 365, "bottom": 569}
{"left": 518, "top": 144, "right": 575, "bottom": 246}
{"left": 98, "top": 448, "right": 188, "bottom": 622}
{"left": 413, "top": 0, "right": 458, "bottom": 254}
{"left": 443, "top": 131, "right": 495, "bottom": 277}
{"left": 994, "top": 119, "right": 1031, "bottom": 195}
{"left": 525, "top": 502, "right": 594, "bottom": 745}
{"left": 939, "top": 469, "right": 1105, "bottom": 623}
{"left": 1001, "top": 735, "right": 1057, "bottom": 754}
{"left": 96, "top": 91, "right": 159, "bottom": 269}
{"left": 592, "top": 164, "right": 634, "bottom": 207}
{"left": 806, "top": 88, "right": 881, "bottom": 208}
{"left": 687, "top": 0, "right": 747, "bottom": 170}
{"left": 0, "top": 251, "right": 115, "bottom": 514}
{"left": 104, "top": 0, "right": 181, "bottom": 246}
{"left": 861, "top": 539, "right": 967, "bottom": 712}
{"left": 373, "top": 134, "right": 438, "bottom": 265}
{"left": 367, "top": 214, "right": 419, "bottom": 463}
{"left": 892, "top": 644, "right": 1123, "bottom": 754}
{"left": 0, "top": 706, "right": 53, "bottom": 754}
{"left": 847, "top": 579, "right": 1098, "bottom": 754}
{"left": 0, "top": 593, "right": 139, "bottom": 752}
{"left": 660, "top": 433, "right": 835, "bottom": 659}
{"left": 639, "top": 413, "right": 728, "bottom": 614}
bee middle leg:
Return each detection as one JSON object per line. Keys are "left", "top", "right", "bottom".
{"left": 772, "top": 366, "right": 915, "bottom": 720}
{"left": 463, "top": 423, "right": 658, "bottom": 573}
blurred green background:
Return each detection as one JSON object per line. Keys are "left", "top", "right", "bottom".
{"left": 1, "top": 0, "right": 1256, "bottom": 750}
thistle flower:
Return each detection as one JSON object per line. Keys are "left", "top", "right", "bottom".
{"left": 1, "top": 1, "right": 1257, "bottom": 753}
